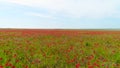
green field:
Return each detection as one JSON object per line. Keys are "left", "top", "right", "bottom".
{"left": 0, "top": 29, "right": 120, "bottom": 68}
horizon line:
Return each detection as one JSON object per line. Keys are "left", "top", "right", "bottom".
{"left": 0, "top": 28, "right": 120, "bottom": 30}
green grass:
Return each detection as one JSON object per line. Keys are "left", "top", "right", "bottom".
{"left": 0, "top": 31, "right": 120, "bottom": 68}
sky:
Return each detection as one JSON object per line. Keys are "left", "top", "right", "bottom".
{"left": 0, "top": 0, "right": 120, "bottom": 29}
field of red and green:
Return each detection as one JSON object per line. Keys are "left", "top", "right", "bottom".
{"left": 0, "top": 29, "right": 120, "bottom": 68}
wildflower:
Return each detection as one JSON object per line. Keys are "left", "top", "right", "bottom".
{"left": 13, "top": 54, "right": 17, "bottom": 58}
{"left": 93, "top": 62, "right": 100, "bottom": 67}
{"left": 76, "top": 63, "right": 80, "bottom": 68}
{"left": 0, "top": 58, "right": 2, "bottom": 61}
{"left": 88, "top": 65, "right": 94, "bottom": 68}
{"left": 0, "top": 65, "right": 3, "bottom": 68}
{"left": 11, "top": 65, "right": 16, "bottom": 68}
{"left": 15, "top": 59, "right": 19, "bottom": 63}
{"left": 5, "top": 62, "right": 12, "bottom": 67}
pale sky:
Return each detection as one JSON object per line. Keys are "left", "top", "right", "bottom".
{"left": 0, "top": 0, "right": 120, "bottom": 29}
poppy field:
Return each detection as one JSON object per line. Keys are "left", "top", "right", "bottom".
{"left": 0, "top": 29, "right": 120, "bottom": 68}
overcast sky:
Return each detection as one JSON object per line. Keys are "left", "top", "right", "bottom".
{"left": 0, "top": 0, "right": 120, "bottom": 29}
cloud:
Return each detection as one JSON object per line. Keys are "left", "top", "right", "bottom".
{"left": 1, "top": 0, "right": 120, "bottom": 18}
{"left": 25, "top": 12, "right": 56, "bottom": 19}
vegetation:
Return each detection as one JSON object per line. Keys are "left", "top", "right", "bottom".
{"left": 0, "top": 30, "right": 120, "bottom": 68}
